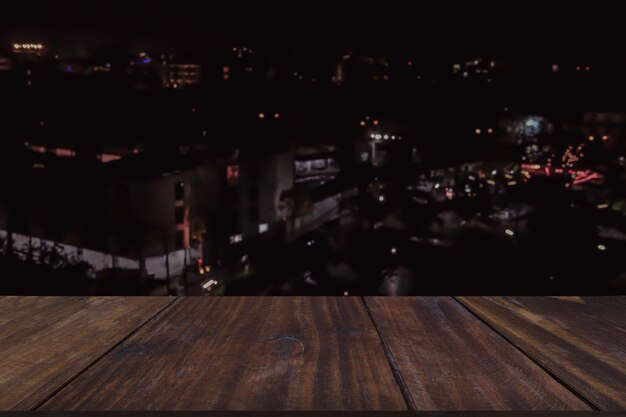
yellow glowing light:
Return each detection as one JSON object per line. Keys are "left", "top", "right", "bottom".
{"left": 475, "top": 128, "right": 482, "bottom": 135}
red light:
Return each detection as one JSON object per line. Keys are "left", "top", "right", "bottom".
{"left": 274, "top": 113, "right": 280, "bottom": 119}
{"left": 227, "top": 165, "right": 239, "bottom": 184}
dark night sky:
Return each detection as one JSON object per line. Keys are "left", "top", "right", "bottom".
{"left": 0, "top": 1, "right": 621, "bottom": 59}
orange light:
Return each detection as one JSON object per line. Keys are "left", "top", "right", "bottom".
{"left": 373, "top": 120, "right": 379, "bottom": 126}
{"left": 588, "top": 135, "right": 595, "bottom": 141}
{"left": 487, "top": 128, "right": 494, "bottom": 134}
{"left": 258, "top": 112, "right": 265, "bottom": 119}
{"left": 359, "top": 121, "right": 366, "bottom": 126}
{"left": 475, "top": 128, "right": 482, "bottom": 135}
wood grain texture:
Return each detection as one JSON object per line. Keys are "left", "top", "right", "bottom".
{"left": 41, "top": 297, "right": 407, "bottom": 411}
{"left": 457, "top": 296, "right": 626, "bottom": 410}
{"left": 364, "top": 297, "right": 590, "bottom": 411}
{"left": 0, "top": 296, "right": 173, "bottom": 410}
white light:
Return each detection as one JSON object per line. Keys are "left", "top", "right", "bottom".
{"left": 307, "top": 240, "right": 315, "bottom": 246}
{"left": 434, "top": 183, "right": 440, "bottom": 189}
{"left": 229, "top": 234, "right": 243, "bottom": 244}
{"left": 383, "top": 135, "right": 389, "bottom": 140}
{"left": 378, "top": 195, "right": 385, "bottom": 202}
{"left": 343, "top": 291, "right": 349, "bottom": 296}
{"left": 259, "top": 223, "right": 269, "bottom": 233}
{"left": 505, "top": 229, "right": 514, "bottom": 236}
{"left": 370, "top": 134, "right": 376, "bottom": 139}
{"left": 390, "top": 247, "right": 397, "bottom": 254}
{"left": 598, "top": 244, "right": 606, "bottom": 251}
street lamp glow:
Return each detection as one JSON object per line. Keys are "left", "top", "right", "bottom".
{"left": 505, "top": 229, "right": 514, "bottom": 236}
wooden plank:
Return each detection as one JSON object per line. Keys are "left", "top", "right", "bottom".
{"left": 14, "top": 412, "right": 626, "bottom": 417}
{"left": 0, "top": 296, "right": 173, "bottom": 410}
{"left": 41, "top": 297, "right": 407, "bottom": 410}
{"left": 457, "top": 296, "right": 626, "bottom": 410}
{"left": 364, "top": 297, "right": 590, "bottom": 410}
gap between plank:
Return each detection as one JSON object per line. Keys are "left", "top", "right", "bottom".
{"left": 30, "top": 296, "right": 181, "bottom": 410}
{"left": 360, "top": 297, "right": 416, "bottom": 411}
{"left": 451, "top": 296, "right": 600, "bottom": 411}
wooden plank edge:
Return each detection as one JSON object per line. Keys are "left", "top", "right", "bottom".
{"left": 25, "top": 297, "right": 181, "bottom": 411}
{"left": 452, "top": 297, "right": 600, "bottom": 411}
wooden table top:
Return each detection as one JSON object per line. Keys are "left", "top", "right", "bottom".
{"left": 0, "top": 296, "right": 624, "bottom": 411}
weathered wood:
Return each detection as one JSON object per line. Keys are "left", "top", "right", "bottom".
{"left": 0, "top": 296, "right": 173, "bottom": 410}
{"left": 364, "top": 297, "right": 590, "bottom": 410}
{"left": 41, "top": 297, "right": 407, "bottom": 410}
{"left": 457, "top": 296, "right": 626, "bottom": 410}
{"left": 15, "top": 412, "right": 626, "bottom": 417}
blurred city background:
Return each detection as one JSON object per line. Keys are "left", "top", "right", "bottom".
{"left": 1, "top": 2, "right": 625, "bottom": 295}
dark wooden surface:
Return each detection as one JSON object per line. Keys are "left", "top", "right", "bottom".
{"left": 41, "top": 297, "right": 407, "bottom": 411}
{"left": 0, "top": 296, "right": 173, "bottom": 410}
{"left": 364, "top": 297, "right": 590, "bottom": 410}
{"left": 0, "top": 296, "right": 624, "bottom": 411}
{"left": 456, "top": 296, "right": 626, "bottom": 411}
